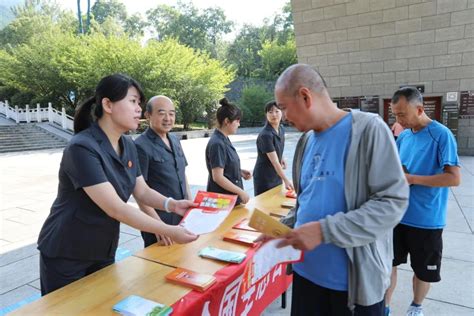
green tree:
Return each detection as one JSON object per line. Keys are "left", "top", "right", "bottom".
{"left": 91, "top": 0, "right": 127, "bottom": 24}
{"left": 124, "top": 13, "right": 147, "bottom": 39}
{"left": 239, "top": 85, "right": 273, "bottom": 126}
{"left": 0, "top": 0, "right": 75, "bottom": 47}
{"left": 146, "top": 1, "right": 233, "bottom": 58}
{"left": 259, "top": 40, "right": 297, "bottom": 81}
{"left": 140, "top": 40, "right": 234, "bottom": 129}
{"left": 225, "top": 2, "right": 294, "bottom": 79}
{"left": 226, "top": 25, "right": 264, "bottom": 77}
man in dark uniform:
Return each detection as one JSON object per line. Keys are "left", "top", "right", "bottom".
{"left": 135, "top": 95, "right": 191, "bottom": 247}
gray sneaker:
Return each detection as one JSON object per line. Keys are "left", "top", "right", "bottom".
{"left": 406, "top": 305, "right": 424, "bottom": 316}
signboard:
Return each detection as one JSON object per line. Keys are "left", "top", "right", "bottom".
{"left": 333, "top": 97, "right": 360, "bottom": 110}
{"left": 459, "top": 91, "right": 474, "bottom": 118}
{"left": 360, "top": 96, "right": 379, "bottom": 114}
{"left": 446, "top": 92, "right": 458, "bottom": 102}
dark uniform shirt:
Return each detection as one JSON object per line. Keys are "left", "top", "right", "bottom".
{"left": 134, "top": 128, "right": 188, "bottom": 226}
{"left": 253, "top": 123, "right": 285, "bottom": 195}
{"left": 37, "top": 123, "right": 141, "bottom": 261}
{"left": 205, "top": 129, "right": 243, "bottom": 203}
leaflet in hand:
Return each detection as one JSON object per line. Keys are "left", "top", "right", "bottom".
{"left": 251, "top": 239, "right": 303, "bottom": 284}
{"left": 180, "top": 191, "right": 238, "bottom": 235}
{"left": 199, "top": 246, "right": 247, "bottom": 264}
{"left": 248, "top": 208, "right": 292, "bottom": 238}
{"left": 193, "top": 191, "right": 238, "bottom": 211}
{"left": 113, "top": 295, "right": 172, "bottom": 316}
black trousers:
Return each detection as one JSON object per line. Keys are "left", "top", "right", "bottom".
{"left": 40, "top": 252, "right": 114, "bottom": 296}
{"left": 291, "top": 272, "right": 385, "bottom": 316}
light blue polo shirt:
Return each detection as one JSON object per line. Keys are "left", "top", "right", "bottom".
{"left": 397, "top": 120, "right": 459, "bottom": 229}
{"left": 293, "top": 113, "right": 352, "bottom": 291}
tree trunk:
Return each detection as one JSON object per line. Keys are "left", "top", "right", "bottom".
{"left": 77, "top": 0, "right": 83, "bottom": 34}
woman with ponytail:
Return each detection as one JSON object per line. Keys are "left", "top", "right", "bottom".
{"left": 205, "top": 98, "right": 252, "bottom": 204}
{"left": 37, "top": 74, "right": 197, "bottom": 295}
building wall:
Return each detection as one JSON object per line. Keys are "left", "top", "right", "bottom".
{"left": 291, "top": 0, "right": 474, "bottom": 155}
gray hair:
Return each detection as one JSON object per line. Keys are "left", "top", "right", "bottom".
{"left": 145, "top": 95, "right": 173, "bottom": 113}
{"left": 275, "top": 64, "right": 327, "bottom": 96}
{"left": 391, "top": 87, "right": 423, "bottom": 106}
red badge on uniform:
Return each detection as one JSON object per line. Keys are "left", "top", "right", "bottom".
{"left": 128, "top": 160, "right": 133, "bottom": 168}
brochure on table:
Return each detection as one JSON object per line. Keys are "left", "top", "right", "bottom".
{"left": 180, "top": 191, "right": 237, "bottom": 235}
{"left": 113, "top": 295, "right": 172, "bottom": 316}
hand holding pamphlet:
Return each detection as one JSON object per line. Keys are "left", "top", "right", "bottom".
{"left": 248, "top": 208, "right": 292, "bottom": 238}
{"left": 179, "top": 191, "right": 237, "bottom": 235}
{"left": 113, "top": 295, "right": 172, "bottom": 316}
{"left": 251, "top": 239, "right": 303, "bottom": 284}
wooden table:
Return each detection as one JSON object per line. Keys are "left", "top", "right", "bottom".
{"left": 11, "top": 186, "right": 292, "bottom": 315}
{"left": 11, "top": 256, "right": 190, "bottom": 315}
{"left": 134, "top": 186, "right": 292, "bottom": 273}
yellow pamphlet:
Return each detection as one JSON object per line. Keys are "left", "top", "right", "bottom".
{"left": 248, "top": 208, "right": 292, "bottom": 238}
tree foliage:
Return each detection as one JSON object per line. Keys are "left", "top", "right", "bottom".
{"left": 226, "top": 3, "right": 295, "bottom": 79}
{"left": 146, "top": 1, "right": 233, "bottom": 58}
{"left": 91, "top": 0, "right": 127, "bottom": 24}
{"left": 0, "top": 0, "right": 294, "bottom": 128}
{"left": 259, "top": 40, "right": 297, "bottom": 80}
{"left": 238, "top": 85, "right": 273, "bottom": 125}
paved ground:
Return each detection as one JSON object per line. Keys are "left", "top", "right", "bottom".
{"left": 0, "top": 132, "right": 473, "bottom": 315}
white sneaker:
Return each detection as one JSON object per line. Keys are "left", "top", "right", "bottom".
{"left": 406, "top": 305, "right": 424, "bottom": 316}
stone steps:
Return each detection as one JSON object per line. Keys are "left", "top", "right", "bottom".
{"left": 0, "top": 124, "right": 68, "bottom": 153}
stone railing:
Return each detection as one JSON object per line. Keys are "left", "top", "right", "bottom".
{"left": 0, "top": 100, "right": 74, "bottom": 132}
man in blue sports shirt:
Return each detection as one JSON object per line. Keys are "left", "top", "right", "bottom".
{"left": 385, "top": 87, "right": 461, "bottom": 316}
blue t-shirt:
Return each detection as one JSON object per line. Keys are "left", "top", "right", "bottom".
{"left": 293, "top": 113, "right": 352, "bottom": 291}
{"left": 397, "top": 120, "right": 459, "bottom": 229}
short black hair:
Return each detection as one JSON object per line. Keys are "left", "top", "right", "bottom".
{"left": 391, "top": 86, "right": 423, "bottom": 105}
{"left": 264, "top": 100, "right": 280, "bottom": 113}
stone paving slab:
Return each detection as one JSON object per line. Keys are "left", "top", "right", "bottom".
{"left": 0, "top": 254, "right": 39, "bottom": 294}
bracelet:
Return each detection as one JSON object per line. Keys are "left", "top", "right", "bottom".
{"left": 164, "top": 197, "right": 174, "bottom": 213}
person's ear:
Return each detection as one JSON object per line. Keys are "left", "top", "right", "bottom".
{"left": 299, "top": 88, "right": 311, "bottom": 108}
{"left": 144, "top": 111, "right": 151, "bottom": 119}
{"left": 102, "top": 98, "right": 113, "bottom": 114}
{"left": 416, "top": 105, "right": 424, "bottom": 116}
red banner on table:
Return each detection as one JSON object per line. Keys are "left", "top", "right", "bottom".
{"left": 170, "top": 246, "right": 292, "bottom": 316}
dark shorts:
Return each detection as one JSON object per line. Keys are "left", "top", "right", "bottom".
{"left": 291, "top": 272, "right": 385, "bottom": 316}
{"left": 393, "top": 224, "right": 443, "bottom": 282}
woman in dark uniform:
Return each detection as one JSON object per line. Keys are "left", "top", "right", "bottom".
{"left": 37, "top": 74, "right": 197, "bottom": 295}
{"left": 205, "top": 98, "right": 252, "bottom": 204}
{"left": 253, "top": 101, "right": 294, "bottom": 196}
